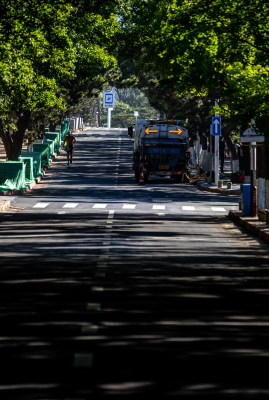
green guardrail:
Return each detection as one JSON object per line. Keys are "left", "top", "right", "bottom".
{"left": 32, "top": 143, "right": 51, "bottom": 168}
{"left": 44, "top": 138, "right": 56, "bottom": 158}
{"left": 18, "top": 157, "right": 34, "bottom": 183}
{"left": 45, "top": 132, "right": 61, "bottom": 154}
{"left": 20, "top": 151, "right": 43, "bottom": 178}
{"left": 0, "top": 161, "right": 26, "bottom": 191}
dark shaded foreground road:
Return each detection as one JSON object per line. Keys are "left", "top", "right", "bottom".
{"left": 0, "top": 211, "right": 269, "bottom": 399}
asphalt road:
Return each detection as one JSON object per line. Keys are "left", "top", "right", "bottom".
{"left": 0, "top": 128, "right": 269, "bottom": 399}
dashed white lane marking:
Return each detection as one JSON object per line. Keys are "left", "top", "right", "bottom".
{"left": 73, "top": 353, "right": 93, "bottom": 368}
{"left": 63, "top": 203, "right": 78, "bottom": 208}
{"left": 152, "top": 205, "right": 166, "bottom": 210}
{"left": 87, "top": 303, "right": 101, "bottom": 311}
{"left": 211, "top": 207, "right": 226, "bottom": 212}
{"left": 91, "top": 286, "right": 104, "bottom": 292}
{"left": 108, "top": 210, "right": 114, "bottom": 218}
{"left": 182, "top": 206, "right": 195, "bottom": 211}
{"left": 97, "top": 261, "right": 108, "bottom": 268}
{"left": 58, "top": 211, "right": 66, "bottom": 215}
{"left": 93, "top": 203, "right": 107, "bottom": 209}
{"left": 82, "top": 324, "right": 98, "bottom": 334}
{"left": 122, "top": 204, "right": 136, "bottom": 209}
{"left": 33, "top": 202, "right": 50, "bottom": 208}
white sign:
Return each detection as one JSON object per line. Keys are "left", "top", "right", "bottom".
{"left": 134, "top": 111, "right": 139, "bottom": 116}
{"left": 241, "top": 128, "right": 264, "bottom": 143}
{"left": 103, "top": 92, "right": 115, "bottom": 108}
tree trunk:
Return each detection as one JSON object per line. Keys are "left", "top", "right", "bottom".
{"left": 0, "top": 111, "right": 31, "bottom": 160}
{"left": 222, "top": 122, "right": 238, "bottom": 160}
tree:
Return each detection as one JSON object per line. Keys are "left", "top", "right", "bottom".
{"left": 119, "top": 0, "right": 269, "bottom": 149}
{"left": 0, "top": 0, "right": 120, "bottom": 160}
{"left": 109, "top": 88, "right": 157, "bottom": 127}
{"left": 0, "top": 0, "right": 76, "bottom": 159}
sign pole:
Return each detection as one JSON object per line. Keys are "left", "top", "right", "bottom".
{"left": 214, "top": 101, "right": 219, "bottom": 186}
{"left": 103, "top": 87, "right": 115, "bottom": 128}
{"left": 250, "top": 141, "right": 257, "bottom": 216}
{"left": 107, "top": 108, "right": 111, "bottom": 128}
{"left": 210, "top": 124, "right": 213, "bottom": 183}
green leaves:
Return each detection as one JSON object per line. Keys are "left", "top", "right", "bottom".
{"left": 120, "top": 0, "right": 269, "bottom": 137}
{"left": 0, "top": 0, "right": 121, "bottom": 158}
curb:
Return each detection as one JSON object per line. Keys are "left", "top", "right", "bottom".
{"left": 196, "top": 180, "right": 241, "bottom": 195}
{"left": 229, "top": 210, "right": 269, "bottom": 245}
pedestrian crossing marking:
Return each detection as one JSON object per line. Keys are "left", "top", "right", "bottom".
{"left": 182, "top": 206, "right": 195, "bottom": 211}
{"left": 152, "top": 205, "right": 166, "bottom": 210}
{"left": 31, "top": 202, "right": 233, "bottom": 213}
{"left": 93, "top": 204, "right": 107, "bottom": 209}
{"left": 211, "top": 207, "right": 226, "bottom": 212}
{"left": 122, "top": 204, "right": 136, "bottom": 209}
{"left": 33, "top": 202, "right": 50, "bottom": 208}
{"left": 63, "top": 203, "right": 78, "bottom": 208}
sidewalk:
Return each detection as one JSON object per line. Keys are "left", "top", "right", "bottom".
{"left": 192, "top": 158, "right": 269, "bottom": 246}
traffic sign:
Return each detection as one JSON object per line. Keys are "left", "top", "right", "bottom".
{"left": 134, "top": 111, "right": 139, "bottom": 116}
{"left": 240, "top": 128, "right": 264, "bottom": 143}
{"left": 212, "top": 116, "right": 221, "bottom": 136}
{"left": 105, "top": 85, "right": 113, "bottom": 92}
{"left": 103, "top": 92, "right": 115, "bottom": 108}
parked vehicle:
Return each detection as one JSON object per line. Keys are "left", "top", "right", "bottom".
{"left": 131, "top": 119, "right": 190, "bottom": 183}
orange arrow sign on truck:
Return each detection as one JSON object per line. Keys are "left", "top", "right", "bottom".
{"left": 145, "top": 128, "right": 158, "bottom": 134}
{"left": 169, "top": 128, "right": 182, "bottom": 135}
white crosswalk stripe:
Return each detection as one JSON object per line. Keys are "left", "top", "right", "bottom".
{"left": 211, "top": 207, "right": 226, "bottom": 212}
{"left": 63, "top": 203, "right": 79, "bottom": 208}
{"left": 152, "top": 205, "right": 166, "bottom": 210}
{"left": 33, "top": 202, "right": 50, "bottom": 208}
{"left": 122, "top": 204, "right": 136, "bottom": 209}
{"left": 93, "top": 203, "right": 107, "bottom": 209}
{"left": 182, "top": 206, "right": 195, "bottom": 211}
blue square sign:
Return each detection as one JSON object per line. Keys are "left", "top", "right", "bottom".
{"left": 103, "top": 92, "right": 115, "bottom": 108}
{"left": 212, "top": 116, "right": 221, "bottom": 135}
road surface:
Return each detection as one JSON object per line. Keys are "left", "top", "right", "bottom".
{"left": 0, "top": 128, "right": 268, "bottom": 399}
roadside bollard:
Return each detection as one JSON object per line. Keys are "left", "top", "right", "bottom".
{"left": 241, "top": 184, "right": 251, "bottom": 216}
{"left": 227, "top": 182, "right": 232, "bottom": 189}
{"left": 218, "top": 180, "right": 223, "bottom": 188}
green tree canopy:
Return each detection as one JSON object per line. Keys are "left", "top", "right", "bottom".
{"left": 0, "top": 0, "right": 120, "bottom": 159}
{"left": 119, "top": 0, "right": 269, "bottom": 143}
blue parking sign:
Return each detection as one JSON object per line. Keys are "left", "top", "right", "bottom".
{"left": 103, "top": 92, "right": 115, "bottom": 108}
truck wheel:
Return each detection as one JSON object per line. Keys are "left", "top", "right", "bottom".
{"left": 135, "top": 168, "right": 140, "bottom": 183}
{"left": 144, "top": 173, "right": 149, "bottom": 183}
{"left": 174, "top": 175, "right": 183, "bottom": 183}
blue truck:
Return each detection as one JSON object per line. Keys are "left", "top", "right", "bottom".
{"left": 132, "top": 119, "right": 190, "bottom": 183}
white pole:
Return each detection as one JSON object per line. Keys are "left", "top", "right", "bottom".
{"left": 214, "top": 100, "right": 219, "bottom": 185}
{"left": 210, "top": 124, "right": 213, "bottom": 183}
{"left": 107, "top": 108, "right": 111, "bottom": 128}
